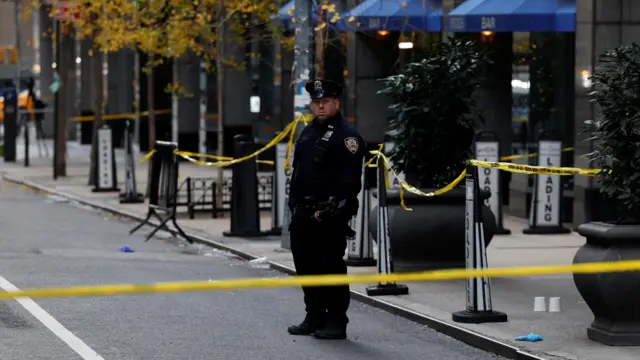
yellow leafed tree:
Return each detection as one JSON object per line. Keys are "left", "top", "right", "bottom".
{"left": 32, "top": 0, "right": 280, "bottom": 184}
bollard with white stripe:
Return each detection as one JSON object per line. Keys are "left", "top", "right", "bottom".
{"left": 366, "top": 158, "right": 409, "bottom": 296}
{"left": 92, "top": 124, "right": 120, "bottom": 193}
{"left": 452, "top": 165, "right": 507, "bottom": 324}
{"left": 345, "top": 157, "right": 376, "bottom": 267}
{"left": 474, "top": 131, "right": 510, "bottom": 235}
{"left": 523, "top": 131, "right": 571, "bottom": 234}
{"left": 383, "top": 135, "right": 405, "bottom": 189}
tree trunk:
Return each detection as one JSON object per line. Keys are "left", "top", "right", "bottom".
{"left": 55, "top": 24, "right": 71, "bottom": 177}
{"left": 145, "top": 59, "right": 156, "bottom": 197}
{"left": 87, "top": 48, "right": 104, "bottom": 185}
{"left": 314, "top": 4, "right": 326, "bottom": 79}
{"left": 215, "top": 3, "right": 225, "bottom": 210}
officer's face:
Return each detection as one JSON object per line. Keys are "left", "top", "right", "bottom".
{"left": 311, "top": 98, "right": 339, "bottom": 120}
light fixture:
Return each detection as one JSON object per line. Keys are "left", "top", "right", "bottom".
{"left": 76, "top": 57, "right": 81, "bottom": 64}
{"left": 398, "top": 41, "right": 413, "bottom": 50}
{"left": 581, "top": 69, "right": 592, "bottom": 88}
{"left": 52, "top": 62, "right": 57, "bottom": 69}
{"left": 481, "top": 31, "right": 493, "bottom": 36}
{"left": 511, "top": 79, "right": 530, "bottom": 90}
{"left": 377, "top": 30, "right": 389, "bottom": 36}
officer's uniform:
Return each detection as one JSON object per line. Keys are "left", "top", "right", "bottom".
{"left": 287, "top": 79, "right": 366, "bottom": 340}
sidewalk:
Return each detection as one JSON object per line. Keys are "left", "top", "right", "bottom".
{"left": 1, "top": 144, "right": 637, "bottom": 360}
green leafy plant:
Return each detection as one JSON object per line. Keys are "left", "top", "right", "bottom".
{"left": 377, "top": 36, "right": 490, "bottom": 188}
{"left": 586, "top": 43, "right": 640, "bottom": 221}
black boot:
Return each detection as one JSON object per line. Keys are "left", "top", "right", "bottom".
{"left": 287, "top": 315, "right": 325, "bottom": 335}
{"left": 314, "top": 322, "right": 347, "bottom": 340}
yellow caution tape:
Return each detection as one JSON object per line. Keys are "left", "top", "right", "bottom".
{"left": 176, "top": 122, "right": 296, "bottom": 168}
{"left": 176, "top": 151, "right": 275, "bottom": 166}
{"left": 499, "top": 147, "right": 576, "bottom": 161}
{"left": 138, "top": 115, "right": 312, "bottom": 168}
{"left": 71, "top": 109, "right": 171, "bottom": 122}
{"left": 469, "top": 159, "right": 604, "bottom": 176}
{"left": 369, "top": 151, "right": 467, "bottom": 211}
{"left": 283, "top": 114, "right": 312, "bottom": 169}
{"left": 1, "top": 259, "right": 639, "bottom": 300}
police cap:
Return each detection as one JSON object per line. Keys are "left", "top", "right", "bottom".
{"left": 304, "top": 79, "right": 343, "bottom": 100}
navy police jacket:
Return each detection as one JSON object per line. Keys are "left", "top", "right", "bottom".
{"left": 288, "top": 112, "right": 366, "bottom": 217}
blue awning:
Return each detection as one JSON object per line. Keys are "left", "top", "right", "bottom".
{"left": 339, "top": 0, "right": 442, "bottom": 32}
{"left": 446, "top": 0, "right": 575, "bottom": 33}
{"left": 273, "top": 0, "right": 348, "bottom": 32}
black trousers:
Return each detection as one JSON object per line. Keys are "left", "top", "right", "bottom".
{"left": 289, "top": 209, "right": 350, "bottom": 325}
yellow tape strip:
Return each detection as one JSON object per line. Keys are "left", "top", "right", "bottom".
{"left": 71, "top": 109, "right": 172, "bottom": 122}
{"left": 138, "top": 115, "right": 310, "bottom": 167}
{"left": 1, "top": 259, "right": 639, "bottom": 300}
{"left": 369, "top": 151, "right": 467, "bottom": 210}
{"left": 176, "top": 123, "right": 296, "bottom": 168}
{"left": 499, "top": 147, "right": 576, "bottom": 161}
{"left": 469, "top": 159, "right": 603, "bottom": 176}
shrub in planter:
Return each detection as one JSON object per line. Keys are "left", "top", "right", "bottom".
{"left": 573, "top": 43, "right": 640, "bottom": 345}
{"left": 368, "top": 37, "right": 496, "bottom": 272}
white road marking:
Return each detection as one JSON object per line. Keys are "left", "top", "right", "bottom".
{"left": 0, "top": 276, "right": 105, "bottom": 360}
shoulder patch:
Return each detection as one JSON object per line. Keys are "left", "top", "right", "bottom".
{"left": 344, "top": 137, "right": 359, "bottom": 154}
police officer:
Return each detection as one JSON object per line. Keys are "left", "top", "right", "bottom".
{"left": 286, "top": 79, "right": 366, "bottom": 340}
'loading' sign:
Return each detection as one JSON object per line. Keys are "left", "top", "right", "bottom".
{"left": 535, "top": 141, "right": 562, "bottom": 226}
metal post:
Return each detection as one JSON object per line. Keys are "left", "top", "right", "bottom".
{"left": 134, "top": 52, "right": 140, "bottom": 148}
{"left": 171, "top": 59, "right": 178, "bottom": 144}
{"left": 293, "top": 0, "right": 313, "bottom": 119}
{"left": 198, "top": 61, "right": 207, "bottom": 160}
{"left": 215, "top": 1, "right": 225, "bottom": 213}
{"left": 14, "top": 0, "right": 23, "bottom": 163}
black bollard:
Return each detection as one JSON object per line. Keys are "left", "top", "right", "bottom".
{"left": 366, "top": 158, "right": 409, "bottom": 296}
{"left": 474, "top": 131, "right": 510, "bottom": 235}
{"left": 523, "top": 130, "right": 571, "bottom": 234}
{"left": 92, "top": 123, "right": 120, "bottom": 193}
{"left": 223, "top": 134, "right": 267, "bottom": 237}
{"left": 452, "top": 165, "right": 507, "bottom": 324}
{"left": 2, "top": 85, "right": 17, "bottom": 163}
{"left": 119, "top": 120, "right": 144, "bottom": 203}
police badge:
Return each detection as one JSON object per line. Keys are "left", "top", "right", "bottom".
{"left": 314, "top": 80, "right": 324, "bottom": 98}
{"left": 344, "top": 137, "right": 359, "bottom": 154}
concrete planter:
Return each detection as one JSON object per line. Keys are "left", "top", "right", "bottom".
{"left": 369, "top": 187, "right": 496, "bottom": 272}
{"left": 573, "top": 222, "right": 640, "bottom": 345}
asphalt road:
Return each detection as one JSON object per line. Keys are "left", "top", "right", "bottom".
{"left": 0, "top": 185, "right": 506, "bottom": 360}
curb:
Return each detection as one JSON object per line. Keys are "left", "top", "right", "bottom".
{"left": 3, "top": 174, "right": 548, "bottom": 360}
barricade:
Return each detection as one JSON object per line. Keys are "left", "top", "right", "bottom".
{"left": 129, "top": 141, "right": 192, "bottom": 243}
{"left": 366, "top": 157, "right": 409, "bottom": 296}
{"left": 452, "top": 165, "right": 507, "bottom": 324}
{"left": 345, "top": 157, "right": 376, "bottom": 266}
{"left": 92, "top": 124, "right": 119, "bottom": 193}
{"left": 523, "top": 130, "right": 571, "bottom": 234}
{"left": 383, "top": 135, "right": 405, "bottom": 188}
{"left": 223, "top": 135, "right": 268, "bottom": 238}
{"left": 119, "top": 120, "right": 144, "bottom": 204}
{"left": 474, "top": 131, "right": 510, "bottom": 235}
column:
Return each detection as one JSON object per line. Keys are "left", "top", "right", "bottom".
{"left": 346, "top": 32, "right": 397, "bottom": 144}
{"left": 176, "top": 51, "right": 199, "bottom": 152}
{"left": 572, "top": 0, "right": 640, "bottom": 225}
